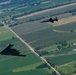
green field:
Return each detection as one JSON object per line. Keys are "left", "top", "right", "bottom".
{"left": 0, "top": 27, "right": 53, "bottom": 75}
{"left": 15, "top": 0, "right": 73, "bottom": 13}
{"left": 12, "top": 19, "right": 76, "bottom": 75}
{"left": 12, "top": 21, "right": 76, "bottom": 49}
{"left": 0, "top": 0, "right": 76, "bottom": 23}
{"left": 0, "top": 0, "right": 76, "bottom": 75}
{"left": 58, "top": 61, "right": 76, "bottom": 75}
{"left": 0, "top": 27, "right": 16, "bottom": 41}
{"left": 12, "top": 17, "right": 76, "bottom": 75}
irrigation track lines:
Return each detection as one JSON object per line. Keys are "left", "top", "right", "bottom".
{"left": 1, "top": 21, "right": 61, "bottom": 75}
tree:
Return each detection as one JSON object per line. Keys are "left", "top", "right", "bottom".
{"left": 57, "top": 45, "right": 62, "bottom": 50}
{"left": 74, "top": 63, "right": 76, "bottom": 68}
{"left": 73, "top": 70, "right": 76, "bottom": 73}
{"left": 68, "top": 44, "right": 71, "bottom": 48}
{"left": 12, "top": 37, "right": 15, "bottom": 39}
{"left": 70, "top": 30, "right": 74, "bottom": 32}
{"left": 52, "top": 71, "right": 57, "bottom": 75}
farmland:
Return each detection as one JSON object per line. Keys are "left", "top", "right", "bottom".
{"left": 0, "top": 26, "right": 53, "bottom": 75}
{"left": 11, "top": 3, "right": 76, "bottom": 75}
{"left": 12, "top": 17, "right": 76, "bottom": 75}
{"left": 12, "top": 21, "right": 76, "bottom": 48}
{"left": 0, "top": 0, "right": 76, "bottom": 75}
{"left": 12, "top": 18, "right": 76, "bottom": 74}
{"left": 0, "top": 0, "right": 76, "bottom": 27}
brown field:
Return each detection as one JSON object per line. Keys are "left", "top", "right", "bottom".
{"left": 16, "top": 3, "right": 76, "bottom": 20}
{"left": 48, "top": 16, "right": 76, "bottom": 26}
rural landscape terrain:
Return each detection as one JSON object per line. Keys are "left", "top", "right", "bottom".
{"left": 0, "top": 0, "right": 76, "bottom": 75}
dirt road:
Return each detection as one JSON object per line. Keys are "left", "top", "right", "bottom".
{"left": 1, "top": 21, "right": 61, "bottom": 75}
{"left": 16, "top": 2, "right": 76, "bottom": 20}
{"left": 10, "top": 28, "right": 61, "bottom": 75}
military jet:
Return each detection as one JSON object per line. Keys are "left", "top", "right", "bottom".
{"left": 41, "top": 17, "right": 58, "bottom": 23}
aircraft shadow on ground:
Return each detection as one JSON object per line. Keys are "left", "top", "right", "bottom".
{"left": 41, "top": 17, "right": 58, "bottom": 23}
{"left": 0, "top": 44, "right": 26, "bottom": 57}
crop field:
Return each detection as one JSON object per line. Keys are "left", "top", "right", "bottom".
{"left": 45, "top": 50, "right": 76, "bottom": 75}
{"left": 13, "top": 0, "right": 76, "bottom": 12}
{"left": 12, "top": 21, "right": 76, "bottom": 48}
{"left": 16, "top": 3, "right": 76, "bottom": 20}
{"left": 0, "top": 27, "right": 53, "bottom": 75}
{"left": 53, "top": 21, "right": 76, "bottom": 31}
{"left": 0, "top": 0, "right": 76, "bottom": 22}
{"left": 46, "top": 53, "right": 76, "bottom": 65}
{"left": 0, "top": 0, "right": 76, "bottom": 28}
{"left": 14, "top": 0, "right": 76, "bottom": 17}
{"left": 0, "top": 53, "right": 50, "bottom": 75}
{"left": 15, "top": 0, "right": 75, "bottom": 13}
{"left": 57, "top": 61, "right": 76, "bottom": 75}
{"left": 0, "top": 4, "right": 19, "bottom": 10}
{"left": 0, "top": 0, "right": 76, "bottom": 75}
{"left": 0, "top": 11, "right": 18, "bottom": 18}
{"left": 12, "top": 16, "right": 76, "bottom": 75}
{"left": 40, "top": 39, "right": 76, "bottom": 75}
{"left": 11, "top": 2, "right": 76, "bottom": 74}
{"left": 0, "top": 0, "right": 9, "bottom": 3}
